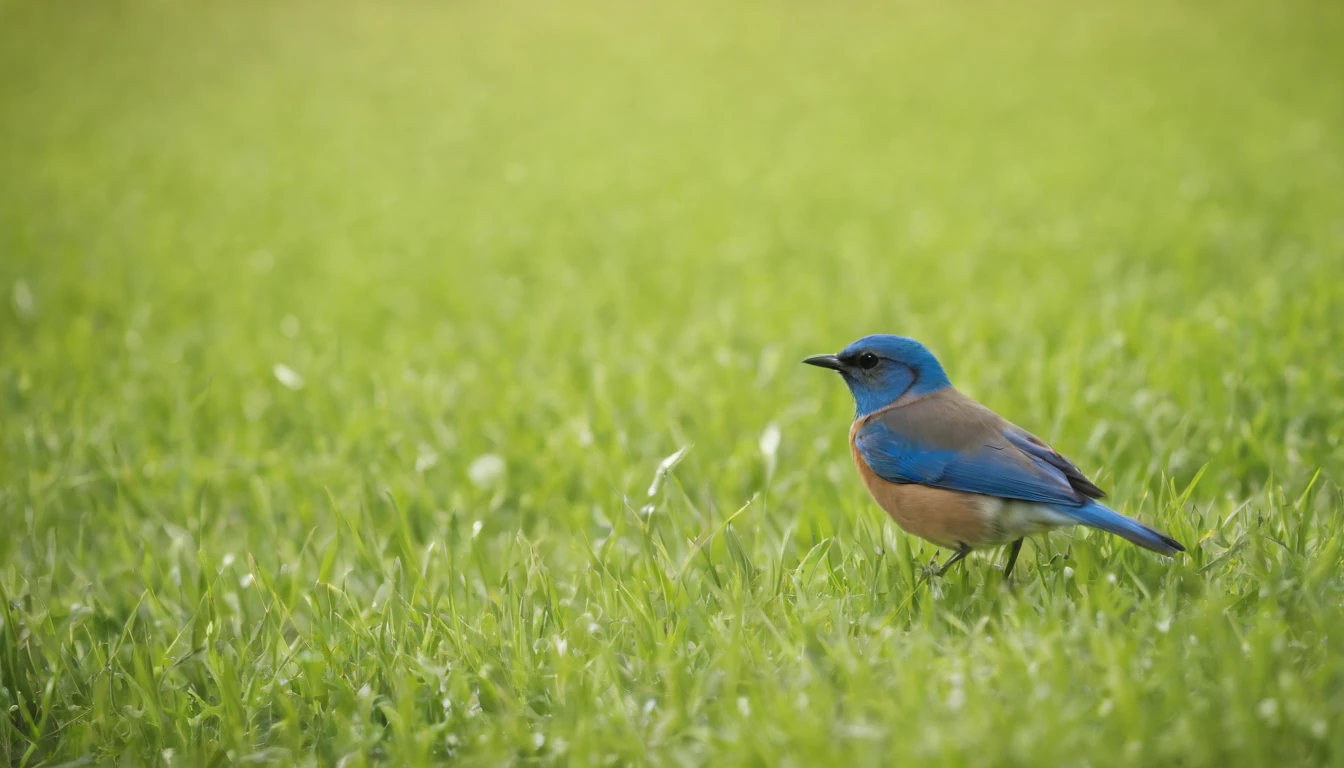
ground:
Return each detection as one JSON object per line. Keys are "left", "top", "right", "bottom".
{"left": 2, "top": 0, "right": 1344, "bottom": 765}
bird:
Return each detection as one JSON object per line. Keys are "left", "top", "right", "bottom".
{"left": 804, "top": 334, "right": 1184, "bottom": 579}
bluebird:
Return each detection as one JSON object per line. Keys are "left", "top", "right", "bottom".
{"left": 805, "top": 334, "right": 1184, "bottom": 578}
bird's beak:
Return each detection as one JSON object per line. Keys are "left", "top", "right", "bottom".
{"left": 802, "top": 354, "right": 843, "bottom": 371}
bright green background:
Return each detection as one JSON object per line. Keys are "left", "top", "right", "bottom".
{"left": 3, "top": 0, "right": 1343, "bottom": 765}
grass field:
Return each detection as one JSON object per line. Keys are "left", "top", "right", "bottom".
{"left": 3, "top": 0, "right": 1344, "bottom": 764}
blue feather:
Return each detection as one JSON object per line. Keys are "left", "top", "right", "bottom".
{"left": 1058, "top": 500, "right": 1186, "bottom": 555}
{"left": 854, "top": 420, "right": 1083, "bottom": 506}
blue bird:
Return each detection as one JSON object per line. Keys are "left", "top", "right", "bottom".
{"left": 804, "top": 334, "right": 1184, "bottom": 578}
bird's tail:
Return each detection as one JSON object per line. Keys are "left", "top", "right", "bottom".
{"left": 1059, "top": 500, "right": 1185, "bottom": 556}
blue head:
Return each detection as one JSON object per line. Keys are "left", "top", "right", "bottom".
{"left": 803, "top": 335, "right": 952, "bottom": 417}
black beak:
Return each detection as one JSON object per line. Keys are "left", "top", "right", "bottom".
{"left": 802, "top": 354, "right": 843, "bottom": 371}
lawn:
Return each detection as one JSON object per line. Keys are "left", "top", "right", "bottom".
{"left": 3, "top": 0, "right": 1344, "bottom": 764}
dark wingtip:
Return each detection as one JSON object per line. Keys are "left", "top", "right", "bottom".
{"left": 1077, "top": 477, "right": 1107, "bottom": 500}
{"left": 1162, "top": 534, "right": 1187, "bottom": 554}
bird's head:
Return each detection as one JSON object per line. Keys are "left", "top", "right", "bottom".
{"left": 803, "top": 334, "right": 951, "bottom": 417}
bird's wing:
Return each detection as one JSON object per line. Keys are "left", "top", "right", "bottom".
{"left": 853, "top": 389, "right": 1100, "bottom": 507}
{"left": 1001, "top": 426, "right": 1106, "bottom": 499}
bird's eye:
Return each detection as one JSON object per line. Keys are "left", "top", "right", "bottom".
{"left": 857, "top": 353, "right": 879, "bottom": 370}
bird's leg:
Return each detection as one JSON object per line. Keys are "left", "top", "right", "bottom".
{"left": 935, "top": 544, "right": 972, "bottom": 576}
{"left": 1002, "top": 538, "right": 1024, "bottom": 581}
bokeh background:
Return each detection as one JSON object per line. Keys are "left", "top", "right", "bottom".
{"left": 3, "top": 0, "right": 1343, "bottom": 764}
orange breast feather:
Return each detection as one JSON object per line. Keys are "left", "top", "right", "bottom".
{"left": 848, "top": 417, "right": 996, "bottom": 550}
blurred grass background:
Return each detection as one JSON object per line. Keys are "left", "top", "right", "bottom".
{"left": 3, "top": 0, "right": 1344, "bottom": 764}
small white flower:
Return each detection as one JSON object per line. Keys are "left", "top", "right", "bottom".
{"left": 12, "top": 280, "right": 36, "bottom": 319}
{"left": 468, "top": 454, "right": 505, "bottom": 487}
{"left": 273, "top": 363, "right": 305, "bottom": 391}
{"left": 415, "top": 449, "right": 439, "bottom": 473}
{"left": 1257, "top": 698, "right": 1278, "bottom": 721}
{"left": 759, "top": 423, "right": 781, "bottom": 463}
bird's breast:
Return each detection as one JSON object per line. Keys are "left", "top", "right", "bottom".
{"left": 847, "top": 421, "right": 993, "bottom": 549}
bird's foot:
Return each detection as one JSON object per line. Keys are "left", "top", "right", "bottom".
{"left": 934, "top": 544, "right": 971, "bottom": 577}
{"left": 920, "top": 560, "right": 945, "bottom": 580}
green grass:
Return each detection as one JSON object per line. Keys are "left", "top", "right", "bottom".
{"left": 3, "top": 0, "right": 1344, "bottom": 764}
